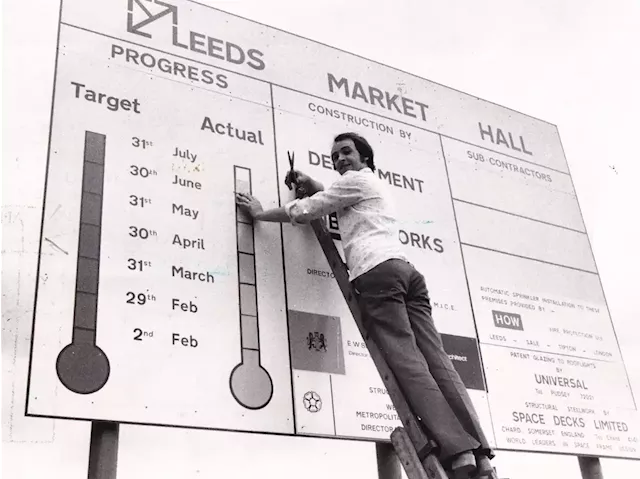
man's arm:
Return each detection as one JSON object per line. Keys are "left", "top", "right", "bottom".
{"left": 235, "top": 168, "right": 322, "bottom": 223}
{"left": 254, "top": 206, "right": 290, "bottom": 222}
{"left": 235, "top": 193, "right": 289, "bottom": 222}
{"left": 236, "top": 171, "right": 362, "bottom": 224}
{"left": 284, "top": 175, "right": 363, "bottom": 224}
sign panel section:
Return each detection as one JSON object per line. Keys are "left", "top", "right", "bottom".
{"left": 271, "top": 88, "right": 490, "bottom": 439}
{"left": 26, "top": 0, "right": 638, "bottom": 457}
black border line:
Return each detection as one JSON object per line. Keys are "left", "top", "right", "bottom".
{"left": 234, "top": 165, "right": 252, "bottom": 352}
{"left": 460, "top": 242, "right": 598, "bottom": 276}
{"left": 452, "top": 198, "right": 587, "bottom": 234}
{"left": 59, "top": 21, "right": 569, "bottom": 176}
{"left": 270, "top": 83, "right": 297, "bottom": 434}
{"left": 186, "top": 0, "right": 559, "bottom": 128}
{"left": 74, "top": 326, "right": 95, "bottom": 332}
{"left": 246, "top": 168, "right": 261, "bottom": 356}
{"left": 233, "top": 166, "right": 242, "bottom": 352}
{"left": 439, "top": 135, "right": 498, "bottom": 447}
{"left": 555, "top": 126, "right": 637, "bottom": 410}
{"left": 490, "top": 447, "right": 637, "bottom": 462}
{"left": 24, "top": 0, "right": 65, "bottom": 417}
{"left": 25, "top": 411, "right": 397, "bottom": 445}
{"left": 329, "top": 374, "right": 337, "bottom": 436}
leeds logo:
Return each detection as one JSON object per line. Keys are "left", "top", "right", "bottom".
{"left": 127, "top": 0, "right": 179, "bottom": 39}
{"left": 126, "top": 0, "right": 266, "bottom": 71}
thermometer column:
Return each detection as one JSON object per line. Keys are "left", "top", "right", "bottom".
{"left": 56, "top": 131, "right": 111, "bottom": 394}
{"left": 229, "top": 166, "right": 273, "bottom": 409}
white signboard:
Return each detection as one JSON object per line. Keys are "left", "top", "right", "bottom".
{"left": 26, "top": 0, "right": 639, "bottom": 458}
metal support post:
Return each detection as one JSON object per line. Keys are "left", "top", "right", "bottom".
{"left": 87, "top": 421, "right": 119, "bottom": 479}
{"left": 578, "top": 456, "right": 604, "bottom": 479}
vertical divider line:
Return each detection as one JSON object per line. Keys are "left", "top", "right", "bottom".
{"left": 233, "top": 166, "right": 243, "bottom": 352}
{"left": 247, "top": 168, "right": 260, "bottom": 355}
{"left": 329, "top": 374, "right": 337, "bottom": 435}
{"left": 269, "top": 83, "right": 297, "bottom": 433}
{"left": 438, "top": 135, "right": 498, "bottom": 447}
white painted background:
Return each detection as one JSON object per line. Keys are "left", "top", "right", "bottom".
{"left": 3, "top": 0, "right": 639, "bottom": 477}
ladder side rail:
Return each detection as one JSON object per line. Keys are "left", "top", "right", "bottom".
{"left": 310, "top": 220, "right": 432, "bottom": 455}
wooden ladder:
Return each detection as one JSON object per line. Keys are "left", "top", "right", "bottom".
{"left": 310, "top": 219, "right": 450, "bottom": 479}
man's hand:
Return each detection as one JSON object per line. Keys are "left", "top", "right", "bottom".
{"left": 284, "top": 169, "right": 312, "bottom": 189}
{"left": 285, "top": 169, "right": 322, "bottom": 198}
{"left": 235, "top": 192, "right": 264, "bottom": 219}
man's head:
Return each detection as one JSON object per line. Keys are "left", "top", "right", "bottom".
{"left": 331, "top": 132, "right": 375, "bottom": 175}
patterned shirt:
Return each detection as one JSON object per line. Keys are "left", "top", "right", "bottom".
{"left": 284, "top": 168, "right": 408, "bottom": 281}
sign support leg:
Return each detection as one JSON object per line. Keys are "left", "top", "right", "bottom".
{"left": 578, "top": 456, "right": 603, "bottom": 479}
{"left": 87, "top": 421, "right": 119, "bottom": 479}
{"left": 377, "top": 442, "right": 402, "bottom": 479}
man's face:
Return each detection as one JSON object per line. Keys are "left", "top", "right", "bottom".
{"left": 331, "top": 139, "right": 368, "bottom": 175}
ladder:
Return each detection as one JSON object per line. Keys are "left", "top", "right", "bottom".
{"left": 310, "top": 218, "right": 450, "bottom": 479}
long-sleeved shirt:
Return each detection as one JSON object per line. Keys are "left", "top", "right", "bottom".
{"left": 284, "top": 168, "right": 407, "bottom": 281}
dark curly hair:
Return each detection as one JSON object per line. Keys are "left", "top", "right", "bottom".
{"left": 333, "top": 132, "right": 375, "bottom": 171}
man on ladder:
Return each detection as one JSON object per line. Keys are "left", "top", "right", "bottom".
{"left": 235, "top": 132, "right": 495, "bottom": 479}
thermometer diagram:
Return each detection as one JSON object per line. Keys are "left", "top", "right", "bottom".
{"left": 56, "top": 131, "right": 111, "bottom": 394}
{"left": 229, "top": 166, "right": 274, "bottom": 409}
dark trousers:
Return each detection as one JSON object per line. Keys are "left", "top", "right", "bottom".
{"left": 353, "top": 259, "right": 492, "bottom": 462}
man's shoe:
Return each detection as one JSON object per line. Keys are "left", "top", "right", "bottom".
{"left": 451, "top": 451, "right": 477, "bottom": 479}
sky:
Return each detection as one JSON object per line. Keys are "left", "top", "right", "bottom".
{"left": 3, "top": 0, "right": 640, "bottom": 478}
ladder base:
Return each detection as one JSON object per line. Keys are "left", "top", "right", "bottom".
{"left": 391, "top": 427, "right": 449, "bottom": 479}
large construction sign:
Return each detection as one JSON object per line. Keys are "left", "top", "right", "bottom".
{"left": 27, "top": 0, "right": 639, "bottom": 459}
